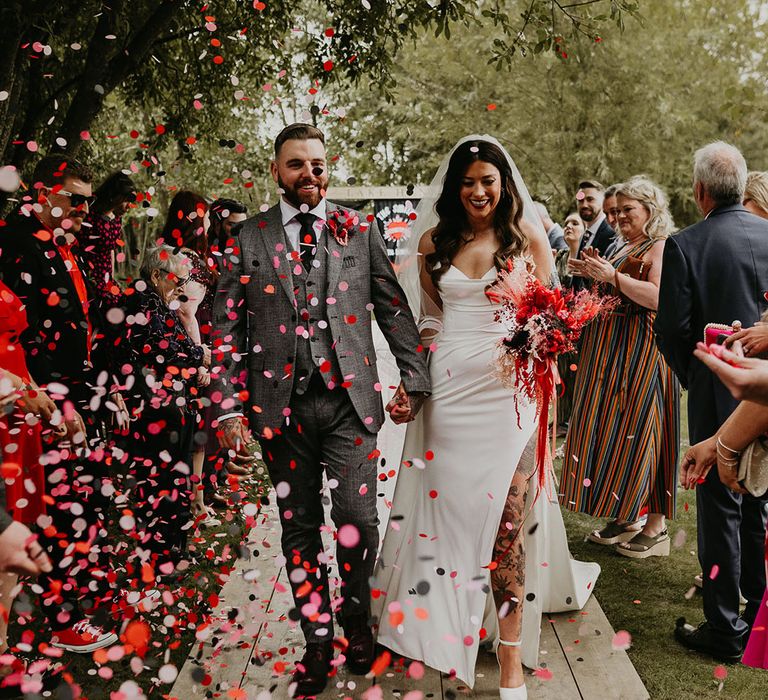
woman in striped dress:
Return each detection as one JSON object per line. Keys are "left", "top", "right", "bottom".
{"left": 560, "top": 176, "right": 680, "bottom": 559}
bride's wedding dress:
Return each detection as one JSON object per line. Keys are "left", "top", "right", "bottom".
{"left": 371, "top": 262, "right": 600, "bottom": 687}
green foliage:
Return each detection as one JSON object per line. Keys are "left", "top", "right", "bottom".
{"left": 332, "top": 0, "right": 768, "bottom": 228}
{"left": 0, "top": 0, "right": 639, "bottom": 175}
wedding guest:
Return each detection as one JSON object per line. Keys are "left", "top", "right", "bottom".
{"left": 113, "top": 246, "right": 209, "bottom": 574}
{"left": 603, "top": 184, "right": 621, "bottom": 232}
{"left": 655, "top": 141, "right": 768, "bottom": 662}
{"left": 209, "top": 198, "right": 248, "bottom": 259}
{"left": 0, "top": 279, "right": 59, "bottom": 663}
{"left": 743, "top": 171, "right": 768, "bottom": 218}
{"left": 160, "top": 190, "right": 209, "bottom": 254}
{"left": 554, "top": 212, "right": 587, "bottom": 282}
{"left": 575, "top": 179, "right": 616, "bottom": 255}
{"left": 534, "top": 201, "right": 567, "bottom": 251}
{"left": 691, "top": 342, "right": 768, "bottom": 669}
{"left": 199, "top": 198, "right": 250, "bottom": 512}
{"left": 0, "top": 154, "right": 119, "bottom": 652}
{"left": 554, "top": 213, "right": 587, "bottom": 436}
{"left": 78, "top": 171, "right": 136, "bottom": 300}
{"left": 683, "top": 346, "right": 768, "bottom": 669}
{"left": 561, "top": 176, "right": 680, "bottom": 558}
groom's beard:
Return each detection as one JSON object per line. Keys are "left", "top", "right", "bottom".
{"left": 278, "top": 175, "right": 327, "bottom": 209}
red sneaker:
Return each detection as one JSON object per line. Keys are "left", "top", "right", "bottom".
{"left": 50, "top": 620, "right": 118, "bottom": 653}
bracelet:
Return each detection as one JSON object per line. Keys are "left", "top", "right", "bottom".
{"left": 716, "top": 450, "right": 739, "bottom": 464}
{"left": 716, "top": 436, "right": 741, "bottom": 457}
{"left": 613, "top": 269, "right": 621, "bottom": 292}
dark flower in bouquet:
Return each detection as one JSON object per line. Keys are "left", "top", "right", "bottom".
{"left": 486, "top": 260, "right": 617, "bottom": 485}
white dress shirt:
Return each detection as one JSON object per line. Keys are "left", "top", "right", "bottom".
{"left": 280, "top": 197, "right": 328, "bottom": 251}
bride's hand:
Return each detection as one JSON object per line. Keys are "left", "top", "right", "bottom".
{"left": 386, "top": 382, "right": 412, "bottom": 424}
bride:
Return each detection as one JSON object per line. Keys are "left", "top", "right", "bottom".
{"left": 372, "top": 136, "right": 600, "bottom": 699}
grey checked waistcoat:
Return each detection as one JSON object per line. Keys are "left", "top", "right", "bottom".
{"left": 293, "top": 230, "right": 343, "bottom": 393}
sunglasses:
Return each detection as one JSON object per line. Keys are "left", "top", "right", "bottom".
{"left": 56, "top": 190, "right": 96, "bottom": 209}
{"left": 157, "top": 267, "right": 190, "bottom": 288}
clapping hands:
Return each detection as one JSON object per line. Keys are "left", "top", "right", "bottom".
{"left": 568, "top": 247, "right": 614, "bottom": 283}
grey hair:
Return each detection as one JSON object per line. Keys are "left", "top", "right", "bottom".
{"left": 615, "top": 176, "right": 675, "bottom": 241}
{"left": 140, "top": 244, "right": 189, "bottom": 280}
{"left": 693, "top": 141, "right": 747, "bottom": 206}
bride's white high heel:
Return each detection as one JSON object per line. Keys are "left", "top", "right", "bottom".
{"left": 496, "top": 639, "right": 528, "bottom": 700}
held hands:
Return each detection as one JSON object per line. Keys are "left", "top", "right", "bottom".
{"left": 385, "top": 382, "right": 425, "bottom": 424}
{"left": 0, "top": 522, "right": 53, "bottom": 575}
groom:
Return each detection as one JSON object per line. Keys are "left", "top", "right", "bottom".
{"left": 212, "top": 123, "right": 430, "bottom": 696}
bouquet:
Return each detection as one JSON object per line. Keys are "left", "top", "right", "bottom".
{"left": 486, "top": 261, "right": 616, "bottom": 486}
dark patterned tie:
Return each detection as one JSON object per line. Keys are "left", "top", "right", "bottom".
{"left": 297, "top": 213, "right": 317, "bottom": 271}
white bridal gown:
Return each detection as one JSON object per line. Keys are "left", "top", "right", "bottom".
{"left": 372, "top": 264, "right": 600, "bottom": 687}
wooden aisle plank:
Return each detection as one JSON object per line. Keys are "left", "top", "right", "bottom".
{"left": 373, "top": 652, "right": 444, "bottom": 698}
{"left": 550, "top": 596, "right": 649, "bottom": 700}
{"left": 172, "top": 501, "right": 284, "bottom": 696}
{"left": 529, "top": 617, "right": 582, "bottom": 699}
{"left": 240, "top": 566, "right": 374, "bottom": 698}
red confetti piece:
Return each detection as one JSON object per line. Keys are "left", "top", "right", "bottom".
{"left": 155, "top": 124, "right": 166, "bottom": 134}
{"left": 487, "top": 103, "right": 497, "bottom": 111}
{"left": 213, "top": 55, "right": 224, "bottom": 65}
{"left": 534, "top": 668, "right": 553, "bottom": 681}
{"left": 713, "top": 665, "right": 728, "bottom": 680}
{"left": 323, "top": 60, "right": 334, "bottom": 71}
{"left": 370, "top": 650, "right": 391, "bottom": 676}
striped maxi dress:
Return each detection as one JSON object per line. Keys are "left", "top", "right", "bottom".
{"left": 559, "top": 238, "right": 680, "bottom": 520}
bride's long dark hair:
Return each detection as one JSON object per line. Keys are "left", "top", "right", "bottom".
{"left": 425, "top": 140, "right": 527, "bottom": 287}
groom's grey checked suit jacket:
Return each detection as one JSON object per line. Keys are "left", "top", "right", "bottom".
{"left": 211, "top": 201, "right": 430, "bottom": 435}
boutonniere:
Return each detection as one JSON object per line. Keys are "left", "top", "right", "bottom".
{"left": 327, "top": 208, "right": 359, "bottom": 247}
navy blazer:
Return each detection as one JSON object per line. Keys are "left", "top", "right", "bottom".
{"left": 581, "top": 217, "right": 616, "bottom": 256}
{"left": 654, "top": 204, "right": 768, "bottom": 442}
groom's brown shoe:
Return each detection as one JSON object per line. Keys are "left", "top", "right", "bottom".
{"left": 343, "top": 614, "right": 375, "bottom": 675}
{"left": 291, "top": 642, "right": 333, "bottom": 697}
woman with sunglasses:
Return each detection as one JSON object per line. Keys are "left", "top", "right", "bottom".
{"left": 78, "top": 171, "right": 136, "bottom": 302}
{"left": 110, "top": 245, "right": 211, "bottom": 578}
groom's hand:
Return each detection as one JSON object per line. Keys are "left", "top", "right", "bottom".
{"left": 386, "top": 382, "right": 411, "bottom": 424}
{"left": 218, "top": 416, "right": 252, "bottom": 455}
{"left": 386, "top": 383, "right": 427, "bottom": 424}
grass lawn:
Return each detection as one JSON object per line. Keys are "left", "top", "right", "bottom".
{"left": 559, "top": 395, "right": 767, "bottom": 699}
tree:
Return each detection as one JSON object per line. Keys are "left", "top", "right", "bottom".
{"left": 331, "top": 0, "right": 768, "bottom": 227}
{"left": 0, "top": 1, "right": 640, "bottom": 181}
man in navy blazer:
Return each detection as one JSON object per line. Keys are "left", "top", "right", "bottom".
{"left": 655, "top": 142, "right": 768, "bottom": 662}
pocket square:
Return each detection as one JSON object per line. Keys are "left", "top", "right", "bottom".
{"left": 342, "top": 256, "right": 357, "bottom": 269}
